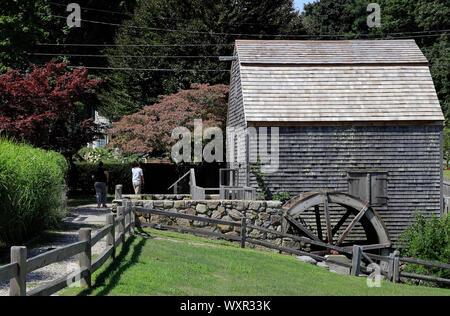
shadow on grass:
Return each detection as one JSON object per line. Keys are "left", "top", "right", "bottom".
{"left": 75, "top": 235, "right": 148, "bottom": 296}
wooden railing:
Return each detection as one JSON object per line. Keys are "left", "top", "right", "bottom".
{"left": 135, "top": 206, "right": 450, "bottom": 287}
{"left": 0, "top": 200, "right": 136, "bottom": 296}
{"left": 2, "top": 201, "right": 447, "bottom": 296}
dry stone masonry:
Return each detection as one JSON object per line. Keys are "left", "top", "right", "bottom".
{"left": 114, "top": 198, "right": 288, "bottom": 248}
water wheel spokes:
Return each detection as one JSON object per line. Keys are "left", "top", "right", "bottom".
{"left": 282, "top": 191, "right": 391, "bottom": 253}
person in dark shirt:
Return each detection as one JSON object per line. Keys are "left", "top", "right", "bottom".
{"left": 91, "top": 161, "right": 110, "bottom": 208}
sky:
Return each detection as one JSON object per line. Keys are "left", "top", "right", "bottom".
{"left": 294, "top": 0, "right": 317, "bottom": 12}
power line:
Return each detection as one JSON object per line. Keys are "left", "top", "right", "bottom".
{"left": 48, "top": 3, "right": 450, "bottom": 35}
{"left": 47, "top": 14, "right": 450, "bottom": 39}
{"left": 49, "top": 2, "right": 133, "bottom": 17}
{"left": 66, "top": 66, "right": 230, "bottom": 72}
{"left": 29, "top": 53, "right": 225, "bottom": 59}
{"left": 36, "top": 43, "right": 234, "bottom": 47}
{"left": 48, "top": 2, "right": 293, "bottom": 27}
{"left": 48, "top": 14, "right": 308, "bottom": 38}
{"left": 26, "top": 53, "right": 450, "bottom": 66}
{"left": 61, "top": 64, "right": 448, "bottom": 73}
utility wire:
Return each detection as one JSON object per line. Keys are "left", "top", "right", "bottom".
{"left": 48, "top": 14, "right": 308, "bottom": 38}
{"left": 36, "top": 43, "right": 235, "bottom": 47}
{"left": 59, "top": 64, "right": 448, "bottom": 73}
{"left": 48, "top": 2, "right": 288, "bottom": 27}
{"left": 29, "top": 53, "right": 225, "bottom": 59}
{"left": 35, "top": 31, "right": 450, "bottom": 49}
{"left": 26, "top": 53, "right": 450, "bottom": 66}
{"left": 48, "top": 3, "right": 450, "bottom": 36}
{"left": 66, "top": 66, "right": 230, "bottom": 72}
{"left": 47, "top": 14, "right": 450, "bottom": 39}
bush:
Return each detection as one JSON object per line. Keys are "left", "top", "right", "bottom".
{"left": 0, "top": 139, "right": 68, "bottom": 245}
{"left": 76, "top": 147, "right": 139, "bottom": 164}
{"left": 399, "top": 213, "right": 450, "bottom": 288}
{"left": 272, "top": 191, "right": 291, "bottom": 203}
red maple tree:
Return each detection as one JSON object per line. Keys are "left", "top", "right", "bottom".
{"left": 108, "top": 84, "right": 229, "bottom": 156}
{"left": 0, "top": 60, "right": 103, "bottom": 157}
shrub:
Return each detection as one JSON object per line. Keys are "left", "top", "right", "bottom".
{"left": 250, "top": 158, "right": 270, "bottom": 200}
{"left": 76, "top": 147, "right": 139, "bottom": 164}
{"left": 272, "top": 191, "right": 291, "bottom": 203}
{"left": 0, "top": 139, "right": 68, "bottom": 245}
{"left": 399, "top": 212, "right": 450, "bottom": 288}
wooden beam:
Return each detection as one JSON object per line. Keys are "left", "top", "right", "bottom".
{"left": 140, "top": 222, "right": 242, "bottom": 242}
{"left": 0, "top": 263, "right": 18, "bottom": 283}
{"left": 331, "top": 209, "right": 352, "bottom": 237}
{"left": 27, "top": 241, "right": 88, "bottom": 273}
{"left": 336, "top": 204, "right": 369, "bottom": 247}
{"left": 136, "top": 207, "right": 241, "bottom": 227}
{"left": 10, "top": 247, "right": 27, "bottom": 296}
{"left": 285, "top": 215, "right": 321, "bottom": 242}
{"left": 351, "top": 245, "right": 363, "bottom": 276}
{"left": 246, "top": 223, "right": 351, "bottom": 255}
{"left": 27, "top": 268, "right": 89, "bottom": 296}
{"left": 323, "top": 194, "right": 333, "bottom": 245}
{"left": 314, "top": 206, "right": 323, "bottom": 241}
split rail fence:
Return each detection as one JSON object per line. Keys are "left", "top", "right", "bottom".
{"left": 1, "top": 201, "right": 449, "bottom": 296}
{"left": 0, "top": 201, "right": 135, "bottom": 296}
{"left": 135, "top": 206, "right": 450, "bottom": 287}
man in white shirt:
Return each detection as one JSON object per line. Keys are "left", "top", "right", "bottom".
{"left": 132, "top": 162, "right": 145, "bottom": 194}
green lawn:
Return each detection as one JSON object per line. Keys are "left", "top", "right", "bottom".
{"left": 62, "top": 229, "right": 450, "bottom": 296}
{"left": 444, "top": 170, "right": 450, "bottom": 180}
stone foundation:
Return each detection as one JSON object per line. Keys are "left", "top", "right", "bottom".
{"left": 113, "top": 198, "right": 300, "bottom": 250}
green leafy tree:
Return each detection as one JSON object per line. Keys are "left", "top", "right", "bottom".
{"left": 100, "top": 0, "right": 302, "bottom": 121}
{"left": 0, "top": 0, "right": 51, "bottom": 71}
{"left": 444, "top": 127, "right": 450, "bottom": 168}
{"left": 301, "top": 0, "right": 450, "bottom": 122}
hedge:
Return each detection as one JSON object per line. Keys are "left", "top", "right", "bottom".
{"left": 0, "top": 139, "right": 68, "bottom": 245}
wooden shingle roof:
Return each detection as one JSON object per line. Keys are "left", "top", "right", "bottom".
{"left": 234, "top": 40, "right": 444, "bottom": 124}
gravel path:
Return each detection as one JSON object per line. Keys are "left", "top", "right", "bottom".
{"left": 0, "top": 205, "right": 111, "bottom": 296}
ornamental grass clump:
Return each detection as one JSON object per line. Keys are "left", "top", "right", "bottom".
{"left": 0, "top": 138, "right": 68, "bottom": 245}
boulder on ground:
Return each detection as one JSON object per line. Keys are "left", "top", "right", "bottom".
{"left": 296, "top": 256, "right": 317, "bottom": 265}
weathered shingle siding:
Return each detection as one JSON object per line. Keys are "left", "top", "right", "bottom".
{"left": 248, "top": 125, "right": 443, "bottom": 241}
{"left": 226, "top": 57, "right": 248, "bottom": 186}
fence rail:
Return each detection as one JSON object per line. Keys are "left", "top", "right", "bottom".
{"left": 135, "top": 206, "right": 450, "bottom": 287}
{"left": 0, "top": 200, "right": 136, "bottom": 296}
{"left": 2, "top": 201, "right": 449, "bottom": 295}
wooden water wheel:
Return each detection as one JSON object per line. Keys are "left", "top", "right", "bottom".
{"left": 282, "top": 191, "right": 391, "bottom": 255}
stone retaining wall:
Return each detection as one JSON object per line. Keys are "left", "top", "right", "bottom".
{"left": 113, "top": 199, "right": 295, "bottom": 248}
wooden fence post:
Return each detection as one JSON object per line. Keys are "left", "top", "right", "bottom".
{"left": 393, "top": 250, "right": 401, "bottom": 284}
{"left": 351, "top": 245, "right": 363, "bottom": 277}
{"left": 130, "top": 202, "right": 136, "bottom": 234}
{"left": 78, "top": 228, "right": 92, "bottom": 288}
{"left": 123, "top": 200, "right": 129, "bottom": 236}
{"left": 118, "top": 206, "right": 125, "bottom": 244}
{"left": 115, "top": 185, "right": 123, "bottom": 200}
{"left": 106, "top": 214, "right": 116, "bottom": 259}
{"left": 240, "top": 217, "right": 247, "bottom": 249}
{"left": 387, "top": 252, "right": 395, "bottom": 281}
{"left": 10, "top": 246, "right": 27, "bottom": 296}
